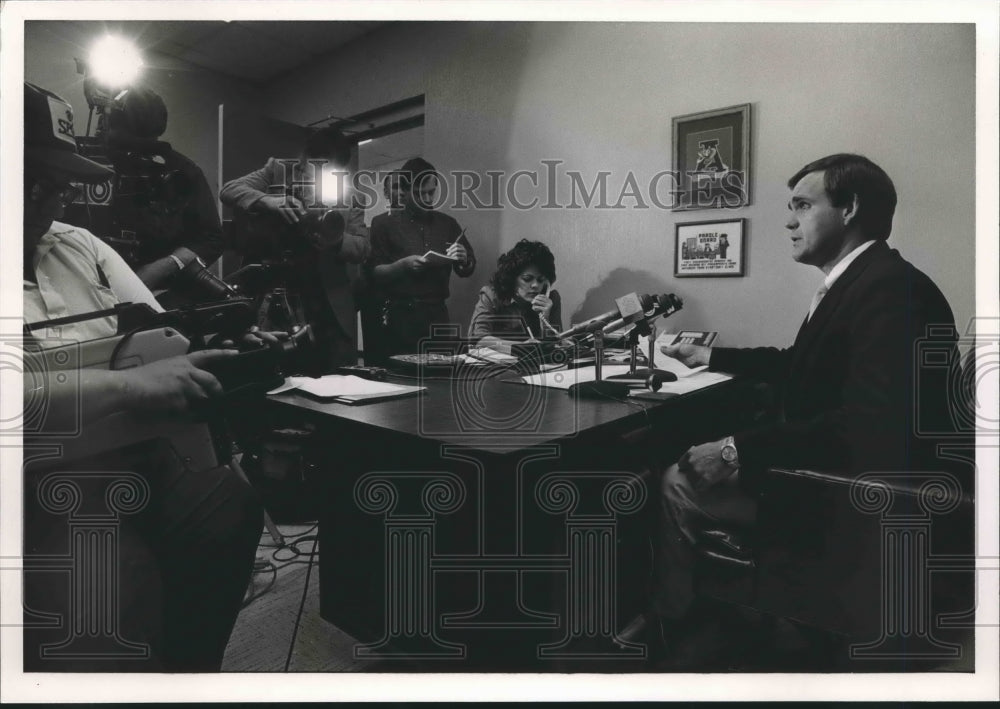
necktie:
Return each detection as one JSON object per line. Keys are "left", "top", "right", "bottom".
{"left": 807, "top": 283, "right": 829, "bottom": 321}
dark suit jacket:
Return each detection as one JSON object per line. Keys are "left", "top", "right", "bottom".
{"left": 709, "top": 241, "right": 958, "bottom": 491}
{"left": 220, "top": 157, "right": 371, "bottom": 346}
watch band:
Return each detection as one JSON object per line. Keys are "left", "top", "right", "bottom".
{"left": 721, "top": 435, "right": 740, "bottom": 467}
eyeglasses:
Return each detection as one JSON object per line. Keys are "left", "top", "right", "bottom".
{"left": 31, "top": 180, "right": 82, "bottom": 208}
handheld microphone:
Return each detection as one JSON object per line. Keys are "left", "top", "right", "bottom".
{"left": 557, "top": 292, "right": 653, "bottom": 339}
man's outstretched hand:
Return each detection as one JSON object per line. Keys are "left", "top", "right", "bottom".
{"left": 659, "top": 342, "right": 712, "bottom": 368}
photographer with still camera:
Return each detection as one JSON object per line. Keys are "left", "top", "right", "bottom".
{"left": 220, "top": 125, "right": 371, "bottom": 370}
{"left": 23, "top": 82, "right": 264, "bottom": 672}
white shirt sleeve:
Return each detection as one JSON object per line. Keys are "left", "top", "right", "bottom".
{"left": 87, "top": 230, "right": 165, "bottom": 313}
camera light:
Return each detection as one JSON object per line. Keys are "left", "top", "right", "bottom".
{"left": 88, "top": 35, "right": 143, "bottom": 88}
{"left": 320, "top": 170, "right": 350, "bottom": 207}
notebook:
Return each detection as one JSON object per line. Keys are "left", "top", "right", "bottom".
{"left": 422, "top": 250, "right": 459, "bottom": 266}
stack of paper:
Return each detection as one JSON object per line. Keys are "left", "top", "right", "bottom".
{"left": 463, "top": 347, "right": 519, "bottom": 364}
{"left": 268, "top": 375, "right": 425, "bottom": 404}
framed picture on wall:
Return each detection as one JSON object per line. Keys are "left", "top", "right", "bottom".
{"left": 671, "top": 103, "right": 751, "bottom": 211}
{"left": 674, "top": 218, "right": 746, "bottom": 277}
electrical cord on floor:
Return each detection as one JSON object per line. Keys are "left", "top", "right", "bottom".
{"left": 258, "top": 522, "right": 318, "bottom": 548}
{"left": 242, "top": 523, "right": 320, "bottom": 610}
{"left": 283, "top": 532, "right": 319, "bottom": 672}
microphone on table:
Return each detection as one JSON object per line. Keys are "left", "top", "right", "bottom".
{"left": 601, "top": 293, "right": 683, "bottom": 334}
{"left": 569, "top": 293, "right": 686, "bottom": 399}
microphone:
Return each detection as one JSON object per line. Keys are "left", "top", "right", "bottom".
{"left": 601, "top": 293, "right": 683, "bottom": 334}
{"left": 557, "top": 292, "right": 653, "bottom": 339}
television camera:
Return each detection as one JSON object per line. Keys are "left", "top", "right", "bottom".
{"left": 24, "top": 299, "right": 320, "bottom": 464}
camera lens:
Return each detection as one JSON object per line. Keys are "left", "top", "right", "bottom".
{"left": 178, "top": 257, "right": 239, "bottom": 302}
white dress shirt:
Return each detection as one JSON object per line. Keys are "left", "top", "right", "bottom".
{"left": 24, "top": 221, "right": 163, "bottom": 343}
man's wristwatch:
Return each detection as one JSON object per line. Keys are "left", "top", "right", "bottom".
{"left": 721, "top": 435, "right": 740, "bottom": 467}
{"left": 168, "top": 254, "right": 186, "bottom": 271}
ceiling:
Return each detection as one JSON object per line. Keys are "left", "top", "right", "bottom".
{"left": 37, "top": 20, "right": 389, "bottom": 85}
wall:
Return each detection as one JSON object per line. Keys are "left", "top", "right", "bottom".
{"left": 264, "top": 22, "right": 975, "bottom": 345}
{"left": 24, "top": 21, "right": 262, "bottom": 205}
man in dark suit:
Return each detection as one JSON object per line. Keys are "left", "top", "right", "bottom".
{"left": 644, "top": 153, "right": 958, "bottom": 663}
{"left": 220, "top": 126, "right": 370, "bottom": 368}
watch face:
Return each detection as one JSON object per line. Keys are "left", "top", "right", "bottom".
{"left": 722, "top": 446, "right": 737, "bottom": 464}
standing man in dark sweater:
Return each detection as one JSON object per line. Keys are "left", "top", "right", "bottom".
{"left": 368, "top": 158, "right": 476, "bottom": 356}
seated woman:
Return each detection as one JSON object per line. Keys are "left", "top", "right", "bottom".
{"left": 469, "top": 239, "right": 564, "bottom": 349}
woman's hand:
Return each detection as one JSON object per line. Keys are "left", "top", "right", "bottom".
{"left": 531, "top": 292, "right": 554, "bottom": 320}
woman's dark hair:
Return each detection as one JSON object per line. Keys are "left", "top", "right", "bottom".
{"left": 490, "top": 239, "right": 557, "bottom": 302}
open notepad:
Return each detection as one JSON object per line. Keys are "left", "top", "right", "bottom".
{"left": 422, "top": 250, "right": 459, "bottom": 266}
{"left": 267, "top": 375, "right": 425, "bottom": 405}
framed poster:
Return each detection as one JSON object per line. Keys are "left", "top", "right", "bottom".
{"left": 674, "top": 218, "right": 746, "bottom": 277}
{"left": 671, "top": 103, "right": 751, "bottom": 211}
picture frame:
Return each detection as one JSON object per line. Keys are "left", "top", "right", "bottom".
{"left": 671, "top": 103, "right": 751, "bottom": 211}
{"left": 674, "top": 218, "right": 746, "bottom": 277}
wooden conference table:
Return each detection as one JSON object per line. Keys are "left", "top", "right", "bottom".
{"left": 266, "top": 363, "right": 767, "bottom": 670}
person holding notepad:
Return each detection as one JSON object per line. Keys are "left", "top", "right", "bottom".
{"left": 469, "top": 239, "right": 565, "bottom": 348}
{"left": 368, "top": 157, "right": 476, "bottom": 357}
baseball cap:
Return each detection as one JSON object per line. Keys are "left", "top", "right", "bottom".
{"left": 24, "top": 82, "right": 113, "bottom": 183}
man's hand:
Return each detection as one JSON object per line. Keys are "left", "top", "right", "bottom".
{"left": 677, "top": 438, "right": 737, "bottom": 492}
{"left": 445, "top": 242, "right": 469, "bottom": 264}
{"left": 256, "top": 194, "right": 307, "bottom": 224}
{"left": 214, "top": 326, "right": 288, "bottom": 351}
{"left": 400, "top": 254, "right": 429, "bottom": 273}
{"left": 660, "top": 342, "right": 712, "bottom": 368}
{"left": 120, "top": 349, "right": 237, "bottom": 416}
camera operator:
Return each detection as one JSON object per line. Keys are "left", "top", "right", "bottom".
{"left": 220, "top": 125, "right": 370, "bottom": 370}
{"left": 22, "top": 82, "right": 262, "bottom": 672}
{"left": 71, "top": 86, "right": 224, "bottom": 295}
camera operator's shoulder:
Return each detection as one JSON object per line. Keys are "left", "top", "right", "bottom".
{"left": 46, "top": 220, "right": 101, "bottom": 252}
{"left": 166, "top": 148, "right": 205, "bottom": 175}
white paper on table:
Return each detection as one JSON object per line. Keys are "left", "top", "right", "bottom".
{"left": 267, "top": 374, "right": 415, "bottom": 398}
{"left": 521, "top": 364, "right": 634, "bottom": 389}
{"left": 463, "top": 347, "right": 519, "bottom": 364}
{"left": 630, "top": 370, "right": 732, "bottom": 396}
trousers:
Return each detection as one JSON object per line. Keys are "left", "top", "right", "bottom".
{"left": 23, "top": 440, "right": 263, "bottom": 672}
{"left": 652, "top": 463, "right": 756, "bottom": 620}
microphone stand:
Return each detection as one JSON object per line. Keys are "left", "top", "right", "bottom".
{"left": 605, "top": 320, "right": 674, "bottom": 382}
{"left": 568, "top": 328, "right": 631, "bottom": 399}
